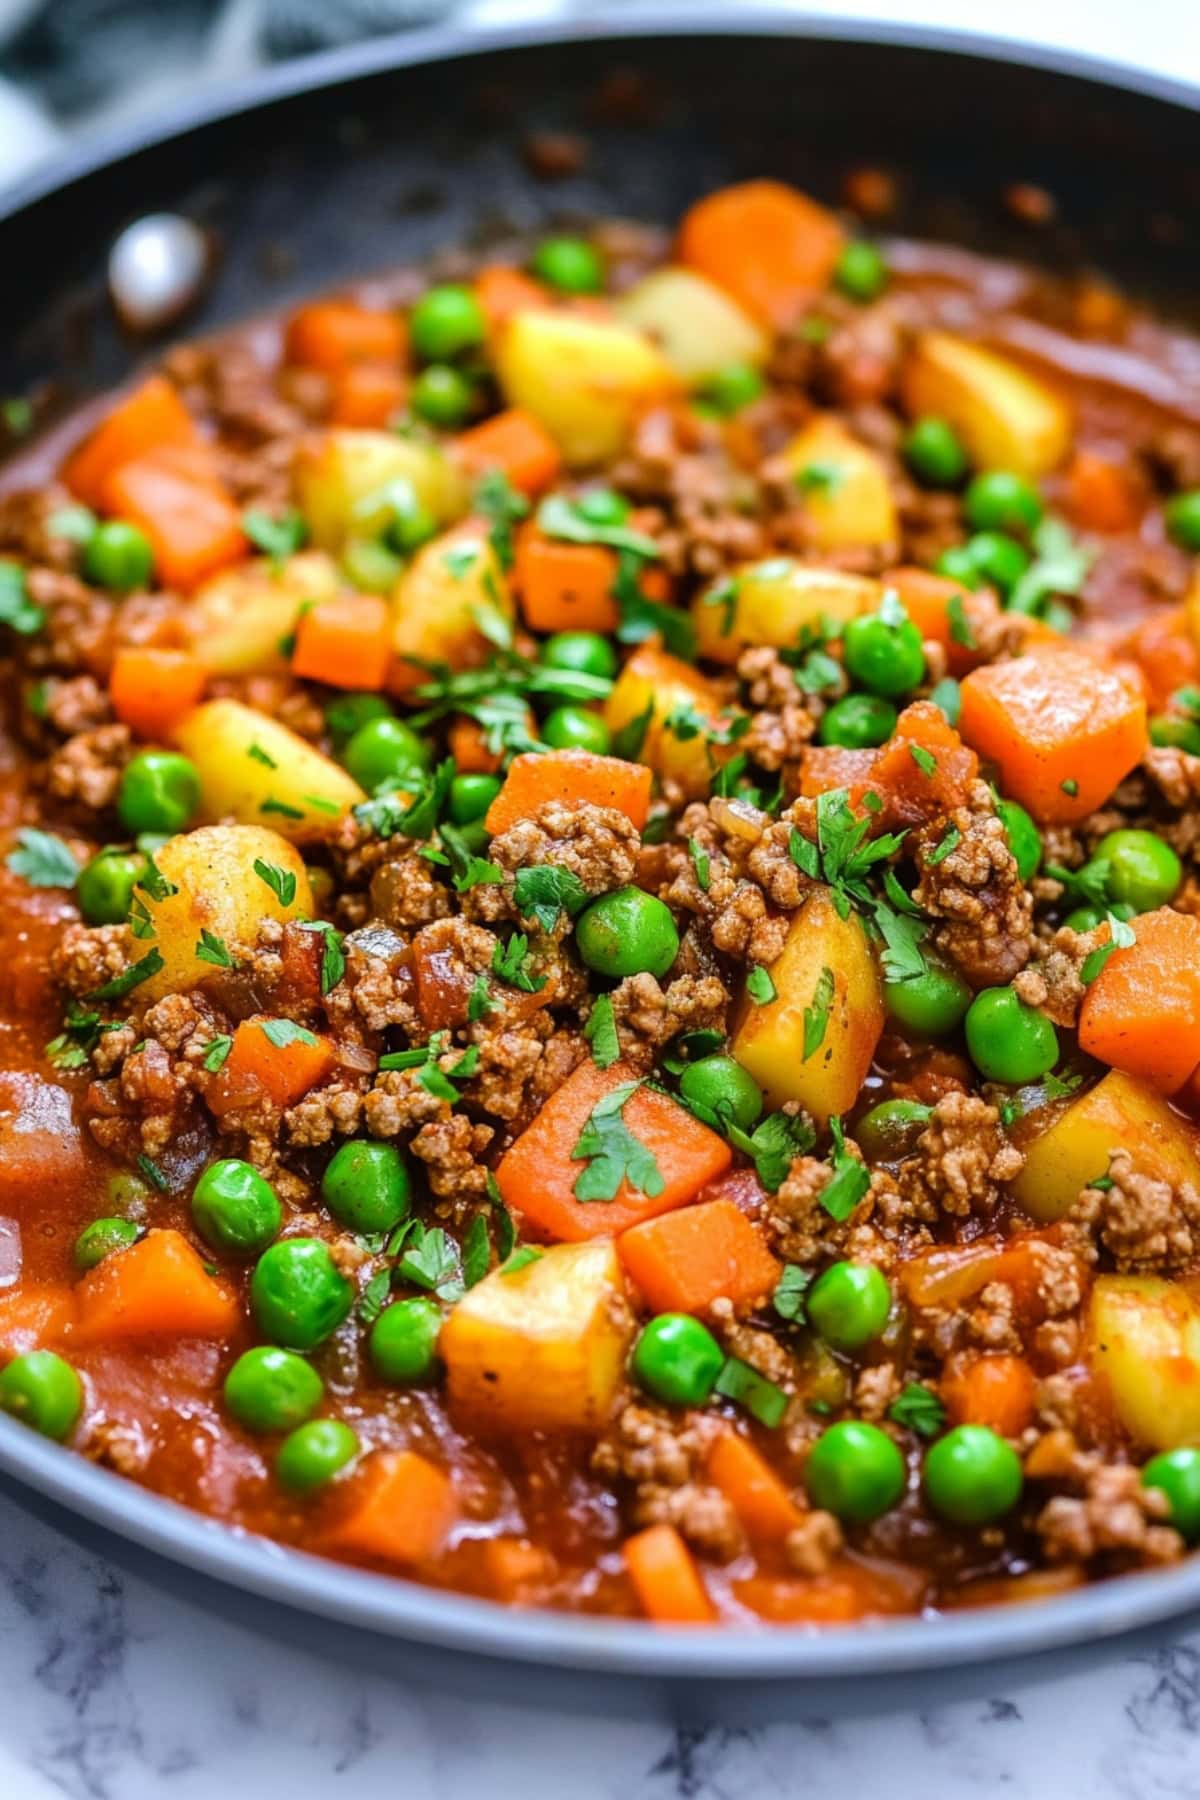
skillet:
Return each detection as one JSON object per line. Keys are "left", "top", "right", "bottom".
{"left": 0, "top": 14, "right": 1199, "bottom": 1719}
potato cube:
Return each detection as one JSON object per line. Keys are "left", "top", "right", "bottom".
{"left": 440, "top": 1239, "right": 633, "bottom": 1434}
{"left": 693, "top": 558, "right": 880, "bottom": 665}
{"left": 1011, "top": 1070, "right": 1200, "bottom": 1224}
{"left": 901, "top": 333, "right": 1072, "bottom": 477}
{"left": 1087, "top": 1274, "right": 1200, "bottom": 1451}
{"left": 604, "top": 644, "right": 739, "bottom": 799}
{"left": 293, "top": 428, "right": 467, "bottom": 551}
{"left": 616, "top": 267, "right": 768, "bottom": 383}
{"left": 495, "top": 309, "right": 677, "bottom": 466}
{"left": 173, "top": 698, "right": 364, "bottom": 840}
{"left": 184, "top": 551, "right": 341, "bottom": 675}
{"left": 783, "top": 416, "right": 898, "bottom": 552}
{"left": 390, "top": 519, "right": 513, "bottom": 693}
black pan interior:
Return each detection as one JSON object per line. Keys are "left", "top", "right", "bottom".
{"left": 1, "top": 24, "right": 1198, "bottom": 415}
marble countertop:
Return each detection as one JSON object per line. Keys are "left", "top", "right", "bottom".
{"left": 3, "top": 6, "right": 1200, "bottom": 1798}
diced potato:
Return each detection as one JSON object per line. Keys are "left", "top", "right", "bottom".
{"left": 604, "top": 643, "right": 739, "bottom": 800}
{"left": 293, "top": 429, "right": 467, "bottom": 551}
{"left": 494, "top": 309, "right": 677, "bottom": 467}
{"left": 173, "top": 698, "right": 364, "bottom": 841}
{"left": 184, "top": 551, "right": 341, "bottom": 675}
{"left": 1010, "top": 1069, "right": 1200, "bottom": 1224}
{"left": 732, "top": 886, "right": 884, "bottom": 1121}
{"left": 134, "top": 823, "right": 312, "bottom": 1000}
{"left": 390, "top": 519, "right": 513, "bottom": 693}
{"left": 615, "top": 267, "right": 768, "bottom": 384}
{"left": 693, "top": 558, "right": 881, "bottom": 665}
{"left": 901, "top": 333, "right": 1073, "bottom": 478}
{"left": 783, "top": 416, "right": 898, "bottom": 552}
{"left": 1087, "top": 1274, "right": 1200, "bottom": 1451}
{"left": 440, "top": 1239, "right": 633, "bottom": 1434}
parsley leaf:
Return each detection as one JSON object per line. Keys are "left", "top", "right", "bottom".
{"left": 820, "top": 1117, "right": 870, "bottom": 1221}
{"left": 138, "top": 856, "right": 179, "bottom": 902}
{"left": 909, "top": 743, "right": 937, "bottom": 777}
{"left": 396, "top": 1221, "right": 462, "bottom": 1301}
{"left": 1008, "top": 516, "right": 1094, "bottom": 620}
{"left": 926, "top": 825, "right": 961, "bottom": 867}
{"left": 258, "top": 1018, "right": 319, "bottom": 1049}
{"left": 242, "top": 508, "right": 308, "bottom": 564}
{"left": 1045, "top": 857, "right": 1112, "bottom": 911}
{"left": 713, "top": 1356, "right": 788, "bottom": 1428}
{"left": 253, "top": 859, "right": 297, "bottom": 907}
{"left": 583, "top": 993, "right": 620, "bottom": 1070}
{"left": 702, "top": 574, "right": 740, "bottom": 637}
{"left": 248, "top": 742, "right": 278, "bottom": 769}
{"left": 297, "top": 920, "right": 346, "bottom": 995}
{"left": 538, "top": 495, "right": 660, "bottom": 560}
{"left": 928, "top": 676, "right": 961, "bottom": 726}
{"left": 474, "top": 469, "right": 529, "bottom": 572}
{"left": 688, "top": 837, "right": 712, "bottom": 892}
{"left": 6, "top": 828, "right": 80, "bottom": 888}
{"left": 728, "top": 1111, "right": 815, "bottom": 1193}
{"left": 90, "top": 949, "right": 164, "bottom": 1002}
{"left": 802, "top": 966, "right": 835, "bottom": 1061}
{"left": 947, "top": 593, "right": 975, "bottom": 649}
{"left": 512, "top": 864, "right": 589, "bottom": 931}
{"left": 1081, "top": 911, "right": 1136, "bottom": 984}
{"left": 888, "top": 1382, "right": 945, "bottom": 1439}
{"left": 491, "top": 932, "right": 547, "bottom": 993}
{"left": 871, "top": 900, "right": 928, "bottom": 984}
{"left": 435, "top": 823, "right": 505, "bottom": 894}
{"left": 202, "top": 1035, "right": 233, "bottom": 1072}
{"left": 194, "top": 929, "right": 236, "bottom": 969}
{"left": 612, "top": 549, "right": 695, "bottom": 661}
{"left": 611, "top": 698, "right": 654, "bottom": 762}
{"left": 501, "top": 1245, "right": 543, "bottom": 1276}
{"left": 772, "top": 1264, "right": 812, "bottom": 1323}
{"left": 462, "top": 1211, "right": 491, "bottom": 1288}
{"left": 788, "top": 828, "right": 821, "bottom": 880}
{"left": 0, "top": 561, "right": 45, "bottom": 636}
{"left": 467, "top": 971, "right": 497, "bottom": 1021}
{"left": 571, "top": 1080, "right": 664, "bottom": 1203}
{"left": 746, "top": 965, "right": 777, "bottom": 1006}
{"left": 357, "top": 1268, "right": 392, "bottom": 1327}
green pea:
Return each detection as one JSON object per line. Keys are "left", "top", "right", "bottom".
{"left": 1142, "top": 1447, "right": 1200, "bottom": 1542}
{"left": 996, "top": 799, "right": 1042, "bottom": 882}
{"left": 806, "top": 1261, "right": 892, "bottom": 1351}
{"left": 884, "top": 959, "right": 972, "bottom": 1036}
{"left": 540, "top": 630, "right": 618, "bottom": 681}
{"left": 574, "top": 488, "right": 629, "bottom": 528}
{"left": 963, "top": 470, "right": 1044, "bottom": 534}
{"left": 449, "top": 772, "right": 502, "bottom": 825}
{"left": 73, "top": 1216, "right": 140, "bottom": 1271}
{"left": 965, "top": 987, "right": 1059, "bottom": 1085}
{"left": 276, "top": 1418, "right": 360, "bottom": 1493}
{"left": 935, "top": 545, "right": 984, "bottom": 589}
{"left": 1150, "top": 715, "right": 1200, "bottom": 756}
{"left": 116, "top": 750, "right": 200, "bottom": 835}
{"left": 83, "top": 519, "right": 154, "bottom": 591}
{"left": 107, "top": 1170, "right": 151, "bottom": 1217}
{"left": 842, "top": 612, "right": 925, "bottom": 698}
{"left": 369, "top": 1296, "right": 443, "bottom": 1384}
{"left": 855, "top": 1098, "right": 933, "bottom": 1163}
{"left": 342, "top": 537, "right": 405, "bottom": 593}
{"left": 75, "top": 847, "right": 148, "bottom": 925}
{"left": 696, "top": 363, "right": 764, "bottom": 417}
{"left": 834, "top": 241, "right": 888, "bottom": 302}
{"left": 805, "top": 1420, "right": 906, "bottom": 1522}
{"left": 678, "top": 1055, "right": 763, "bottom": 1132}
{"left": 325, "top": 691, "right": 395, "bottom": 750}
{"left": 903, "top": 417, "right": 969, "bottom": 488}
{"left": 321, "top": 1140, "right": 411, "bottom": 1233}
{"left": 531, "top": 236, "right": 604, "bottom": 295}
{"left": 192, "top": 1159, "right": 282, "bottom": 1256}
{"left": 250, "top": 1239, "right": 353, "bottom": 1351}
{"left": 963, "top": 531, "right": 1030, "bottom": 595}
{"left": 818, "top": 693, "right": 897, "bottom": 749}
{"left": 343, "top": 715, "right": 431, "bottom": 791}
{"left": 632, "top": 1314, "right": 724, "bottom": 1408}
{"left": 576, "top": 885, "right": 679, "bottom": 979}
{"left": 1164, "top": 491, "right": 1200, "bottom": 552}
{"left": 923, "top": 1423, "right": 1023, "bottom": 1524}
{"left": 541, "top": 705, "right": 611, "bottom": 754}
{"left": 224, "top": 1346, "right": 324, "bottom": 1434}
{"left": 409, "top": 284, "right": 486, "bottom": 361}
{"left": 0, "top": 1350, "right": 83, "bottom": 1440}
{"left": 1093, "top": 828, "right": 1181, "bottom": 912}
{"left": 411, "top": 364, "right": 475, "bottom": 427}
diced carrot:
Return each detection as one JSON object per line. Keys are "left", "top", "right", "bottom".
{"left": 63, "top": 376, "right": 200, "bottom": 508}
{"left": 869, "top": 700, "right": 979, "bottom": 825}
{"left": 706, "top": 1430, "right": 803, "bottom": 1541}
{"left": 284, "top": 301, "right": 406, "bottom": 375}
{"left": 447, "top": 711, "right": 537, "bottom": 773}
{"left": 1118, "top": 604, "right": 1199, "bottom": 710}
{"left": 320, "top": 1448, "right": 456, "bottom": 1565}
{"left": 677, "top": 180, "right": 844, "bottom": 326}
{"left": 1078, "top": 907, "right": 1200, "bottom": 1094}
{"left": 618, "top": 1199, "right": 779, "bottom": 1315}
{"left": 885, "top": 566, "right": 979, "bottom": 674}
{"left": 958, "top": 647, "right": 1147, "bottom": 823}
{"left": 100, "top": 447, "right": 246, "bottom": 591}
{"left": 292, "top": 593, "right": 392, "bottom": 690}
{"left": 329, "top": 362, "right": 409, "bottom": 428}
{"left": 496, "top": 1058, "right": 732, "bottom": 1242}
{"left": 454, "top": 408, "right": 562, "bottom": 497}
{"left": 795, "top": 744, "right": 880, "bottom": 804}
{"left": 475, "top": 265, "right": 551, "bottom": 332}
{"left": 0, "top": 1285, "right": 77, "bottom": 1359}
{"left": 734, "top": 1556, "right": 926, "bottom": 1625}
{"left": 212, "top": 1018, "right": 337, "bottom": 1112}
{"left": 485, "top": 747, "right": 651, "bottom": 835}
{"left": 482, "top": 1536, "right": 554, "bottom": 1602}
{"left": 75, "top": 1229, "right": 239, "bottom": 1344}
{"left": 942, "top": 1353, "right": 1037, "bottom": 1438}
{"left": 1063, "top": 449, "right": 1143, "bottom": 534}
{"left": 513, "top": 520, "right": 618, "bottom": 633}
{"left": 110, "top": 646, "right": 206, "bottom": 738}
{"left": 624, "top": 1523, "right": 715, "bottom": 1624}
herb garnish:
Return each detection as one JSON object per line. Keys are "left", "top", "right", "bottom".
{"left": 802, "top": 966, "right": 836, "bottom": 1061}
{"left": 194, "top": 929, "right": 237, "bottom": 970}
{"left": 6, "top": 828, "right": 80, "bottom": 888}
{"left": 888, "top": 1382, "right": 945, "bottom": 1438}
{"left": 512, "top": 864, "right": 590, "bottom": 930}
{"left": 90, "top": 949, "right": 165, "bottom": 1002}
{"left": 1081, "top": 912, "right": 1136, "bottom": 985}
{"left": 242, "top": 508, "right": 308, "bottom": 564}
{"left": 0, "top": 562, "right": 45, "bottom": 636}
{"left": 571, "top": 1080, "right": 664, "bottom": 1203}
{"left": 583, "top": 993, "right": 620, "bottom": 1069}
{"left": 491, "top": 932, "right": 547, "bottom": 993}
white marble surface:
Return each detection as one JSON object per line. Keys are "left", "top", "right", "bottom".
{"left": 4, "top": 6, "right": 1200, "bottom": 1798}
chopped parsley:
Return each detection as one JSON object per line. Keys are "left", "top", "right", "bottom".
{"left": 726, "top": 1110, "right": 815, "bottom": 1193}
{"left": 795, "top": 460, "right": 845, "bottom": 496}
{"left": 260, "top": 796, "right": 305, "bottom": 821}
{"left": 512, "top": 864, "right": 589, "bottom": 930}
{"left": 247, "top": 742, "right": 279, "bottom": 770}
{"left": 1045, "top": 857, "right": 1111, "bottom": 910}
{"left": 1008, "top": 516, "right": 1094, "bottom": 621}
{"left": 490, "top": 932, "right": 547, "bottom": 993}
{"left": 138, "top": 857, "right": 179, "bottom": 902}
{"left": 702, "top": 574, "right": 740, "bottom": 637}
{"left": 772, "top": 1264, "right": 812, "bottom": 1323}
{"left": 461, "top": 1212, "right": 492, "bottom": 1288}
{"left": 909, "top": 743, "right": 937, "bottom": 777}
{"left": 202, "top": 1035, "right": 233, "bottom": 1072}
{"left": 611, "top": 548, "right": 696, "bottom": 662}
{"left": 254, "top": 859, "right": 297, "bottom": 906}
{"left": 688, "top": 837, "right": 712, "bottom": 892}
{"left": 466, "top": 971, "right": 497, "bottom": 1021}
{"left": 611, "top": 698, "right": 654, "bottom": 762}
{"left": 259, "top": 1018, "right": 319, "bottom": 1049}
{"left": 946, "top": 593, "right": 975, "bottom": 649}
{"left": 746, "top": 964, "right": 777, "bottom": 1006}
{"left": 194, "top": 929, "right": 236, "bottom": 970}
{"left": 538, "top": 494, "right": 660, "bottom": 560}
{"left": 571, "top": 1080, "right": 664, "bottom": 1203}
{"left": 888, "top": 1382, "right": 945, "bottom": 1438}
{"left": 802, "top": 966, "right": 836, "bottom": 1062}
{"left": 583, "top": 992, "right": 620, "bottom": 1070}
{"left": 6, "top": 828, "right": 80, "bottom": 889}
{"left": 0, "top": 561, "right": 45, "bottom": 637}
{"left": 926, "top": 825, "right": 961, "bottom": 867}
{"left": 1081, "top": 911, "right": 1136, "bottom": 984}
{"left": 127, "top": 896, "right": 156, "bottom": 940}
{"left": 928, "top": 676, "right": 961, "bottom": 726}
{"left": 426, "top": 823, "right": 505, "bottom": 894}
{"left": 820, "top": 1117, "right": 870, "bottom": 1221}
{"left": 90, "top": 949, "right": 164, "bottom": 1002}
{"left": 714, "top": 1356, "right": 788, "bottom": 1428}
{"left": 474, "top": 468, "right": 529, "bottom": 572}
{"left": 501, "top": 1245, "right": 543, "bottom": 1276}
{"left": 396, "top": 1221, "right": 463, "bottom": 1301}
{"left": 1060, "top": 778, "right": 1079, "bottom": 797}
{"left": 298, "top": 920, "right": 346, "bottom": 995}
{"left": 355, "top": 758, "right": 454, "bottom": 842}
{"left": 242, "top": 508, "right": 308, "bottom": 563}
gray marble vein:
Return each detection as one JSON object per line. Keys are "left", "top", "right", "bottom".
{"left": 4, "top": 1486, "right": 1200, "bottom": 1800}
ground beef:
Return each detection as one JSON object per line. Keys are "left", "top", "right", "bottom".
{"left": 1012, "top": 924, "right": 1094, "bottom": 1027}
{"left": 897, "top": 1092, "right": 1024, "bottom": 1219}
{"left": 735, "top": 645, "right": 824, "bottom": 774}
{"left": 42, "top": 674, "right": 113, "bottom": 736}
{"left": 591, "top": 1402, "right": 743, "bottom": 1560}
{"left": 340, "top": 925, "right": 421, "bottom": 1034}
{"left": 44, "top": 722, "right": 131, "bottom": 811}
{"left": 784, "top": 1510, "right": 844, "bottom": 1575}
{"left": 610, "top": 408, "right": 766, "bottom": 581}
{"left": 285, "top": 1080, "right": 367, "bottom": 1147}
{"left": 745, "top": 817, "right": 819, "bottom": 910}
{"left": 410, "top": 1113, "right": 495, "bottom": 1211}
{"left": 490, "top": 800, "right": 639, "bottom": 907}
{"left": 1071, "top": 1148, "right": 1200, "bottom": 1274}
{"left": 467, "top": 1016, "right": 553, "bottom": 1123}
{"left": 766, "top": 1151, "right": 850, "bottom": 1265}
{"left": 1030, "top": 1433, "right": 1182, "bottom": 1568}
{"left": 609, "top": 971, "right": 730, "bottom": 1072}
{"left": 23, "top": 567, "right": 114, "bottom": 674}
{"left": 52, "top": 922, "right": 130, "bottom": 998}
{"left": 710, "top": 881, "right": 789, "bottom": 966}
{"left": 915, "top": 779, "right": 1034, "bottom": 986}
{"left": 368, "top": 854, "right": 452, "bottom": 931}
{"left": 361, "top": 1066, "right": 446, "bottom": 1138}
